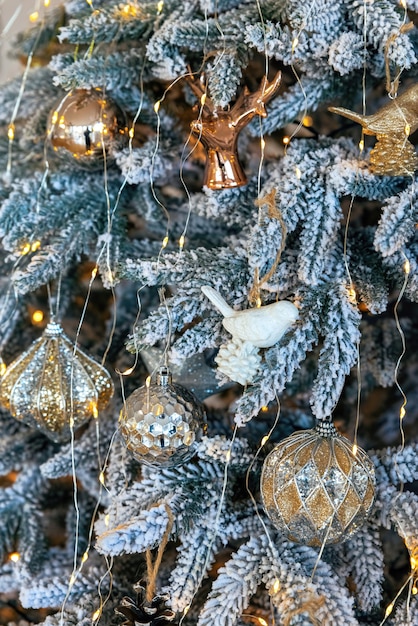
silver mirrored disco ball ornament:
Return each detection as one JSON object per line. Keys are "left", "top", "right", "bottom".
{"left": 47, "top": 88, "right": 128, "bottom": 167}
{"left": 260, "top": 419, "right": 376, "bottom": 546}
{"left": 119, "top": 366, "right": 207, "bottom": 468}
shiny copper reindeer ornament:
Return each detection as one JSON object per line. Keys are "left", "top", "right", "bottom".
{"left": 188, "top": 71, "right": 282, "bottom": 189}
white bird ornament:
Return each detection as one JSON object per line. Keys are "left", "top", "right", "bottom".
{"left": 201, "top": 286, "right": 299, "bottom": 385}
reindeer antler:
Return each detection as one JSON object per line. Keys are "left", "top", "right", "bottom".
{"left": 230, "top": 71, "right": 282, "bottom": 127}
{"left": 187, "top": 70, "right": 283, "bottom": 190}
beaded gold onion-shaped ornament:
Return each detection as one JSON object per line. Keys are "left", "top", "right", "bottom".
{"left": 0, "top": 320, "right": 114, "bottom": 442}
{"left": 260, "top": 420, "right": 376, "bottom": 546}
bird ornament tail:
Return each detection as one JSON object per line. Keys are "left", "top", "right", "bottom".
{"left": 201, "top": 285, "right": 234, "bottom": 318}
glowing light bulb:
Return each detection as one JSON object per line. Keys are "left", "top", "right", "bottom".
{"left": 200, "top": 93, "right": 207, "bottom": 106}
{"left": 7, "top": 124, "right": 15, "bottom": 141}
{"left": 261, "top": 435, "right": 269, "bottom": 446}
{"left": 44, "top": 0, "right": 51, "bottom": 6}
{"left": 154, "top": 100, "right": 161, "bottom": 114}
{"left": 162, "top": 235, "right": 169, "bottom": 248}
{"left": 157, "top": 0, "right": 164, "bottom": 13}
{"left": 404, "top": 259, "right": 410, "bottom": 274}
{"left": 179, "top": 234, "right": 185, "bottom": 249}
{"left": 32, "top": 310, "right": 44, "bottom": 324}
{"left": 91, "top": 266, "right": 98, "bottom": 279}
{"left": 31, "top": 240, "right": 41, "bottom": 251}
{"left": 359, "top": 138, "right": 364, "bottom": 151}
{"left": 385, "top": 603, "right": 394, "bottom": 618}
{"left": 129, "top": 127, "right": 135, "bottom": 138}
{"left": 352, "top": 443, "right": 358, "bottom": 456}
{"left": 302, "top": 115, "right": 313, "bottom": 127}
{"left": 92, "top": 609, "right": 101, "bottom": 621}
{"left": 9, "top": 552, "right": 20, "bottom": 563}
{"left": 0, "top": 360, "right": 6, "bottom": 377}
{"left": 81, "top": 551, "right": 89, "bottom": 563}
{"left": 29, "top": 11, "right": 39, "bottom": 22}
{"left": 405, "top": 123, "right": 411, "bottom": 137}
{"left": 21, "top": 243, "right": 31, "bottom": 256}
{"left": 292, "top": 37, "right": 299, "bottom": 52}
{"left": 271, "top": 579, "right": 280, "bottom": 594}
{"left": 258, "top": 619, "right": 268, "bottom": 626}
{"left": 146, "top": 376, "right": 151, "bottom": 388}
{"left": 261, "top": 406, "right": 268, "bottom": 412}
{"left": 104, "top": 514, "right": 110, "bottom": 527}
{"left": 92, "top": 402, "right": 99, "bottom": 419}
{"left": 282, "top": 136, "right": 290, "bottom": 145}
{"left": 400, "top": 406, "right": 406, "bottom": 419}
{"left": 99, "top": 472, "right": 105, "bottom": 486}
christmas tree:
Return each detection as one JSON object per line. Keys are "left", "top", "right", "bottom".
{"left": 0, "top": 1, "right": 417, "bottom": 625}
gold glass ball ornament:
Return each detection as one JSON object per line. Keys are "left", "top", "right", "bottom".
{"left": 260, "top": 420, "right": 376, "bottom": 546}
{"left": 119, "top": 366, "right": 206, "bottom": 468}
{"left": 0, "top": 320, "right": 114, "bottom": 442}
{"left": 47, "top": 88, "right": 128, "bottom": 165}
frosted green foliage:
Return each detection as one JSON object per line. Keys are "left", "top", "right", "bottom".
{"left": 206, "top": 53, "right": 246, "bottom": 108}
{"left": 359, "top": 319, "right": 402, "bottom": 388}
{"left": 374, "top": 183, "right": 418, "bottom": 258}
{"left": 41, "top": 591, "right": 122, "bottom": 626}
{"left": 40, "top": 411, "right": 117, "bottom": 481}
{"left": 0, "top": 469, "right": 47, "bottom": 581}
{"left": 349, "top": 0, "right": 416, "bottom": 68}
{"left": 349, "top": 230, "right": 389, "bottom": 314}
{"left": 115, "top": 139, "right": 176, "bottom": 185}
{"left": 170, "top": 316, "right": 223, "bottom": 361}
{"left": 258, "top": 541, "right": 358, "bottom": 626}
{"left": 168, "top": 525, "right": 223, "bottom": 613}
{"left": 197, "top": 536, "right": 264, "bottom": 626}
{"left": 311, "top": 283, "right": 361, "bottom": 417}
{"left": 58, "top": 2, "right": 158, "bottom": 44}
{"left": 96, "top": 501, "right": 173, "bottom": 555}
{"left": 249, "top": 76, "right": 337, "bottom": 134}
{"left": 328, "top": 159, "right": 405, "bottom": 200}
{"left": 328, "top": 31, "right": 365, "bottom": 75}
{"left": 0, "top": 172, "right": 128, "bottom": 294}
{"left": 0, "top": 68, "right": 57, "bottom": 124}
{"left": 372, "top": 443, "right": 418, "bottom": 486}
{"left": 342, "top": 524, "right": 384, "bottom": 612}
{"left": 188, "top": 183, "right": 259, "bottom": 226}
{"left": 393, "top": 599, "right": 418, "bottom": 626}
{"left": 51, "top": 50, "right": 145, "bottom": 92}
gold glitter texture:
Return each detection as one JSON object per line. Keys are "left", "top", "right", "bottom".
{"left": 329, "top": 83, "right": 418, "bottom": 176}
{"left": 0, "top": 321, "right": 114, "bottom": 442}
{"left": 260, "top": 422, "right": 376, "bottom": 546}
{"left": 119, "top": 367, "right": 206, "bottom": 468}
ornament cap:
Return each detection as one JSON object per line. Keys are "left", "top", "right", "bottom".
{"left": 156, "top": 366, "right": 172, "bottom": 387}
{"left": 314, "top": 418, "right": 339, "bottom": 438}
{"left": 44, "top": 320, "right": 63, "bottom": 337}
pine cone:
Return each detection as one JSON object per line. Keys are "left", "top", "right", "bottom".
{"left": 215, "top": 339, "right": 262, "bottom": 385}
{"left": 115, "top": 584, "right": 176, "bottom": 625}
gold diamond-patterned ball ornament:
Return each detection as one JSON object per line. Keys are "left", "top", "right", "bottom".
{"left": 119, "top": 366, "right": 206, "bottom": 468}
{"left": 47, "top": 88, "right": 128, "bottom": 166}
{"left": 260, "top": 420, "right": 376, "bottom": 546}
{"left": 0, "top": 320, "right": 114, "bottom": 442}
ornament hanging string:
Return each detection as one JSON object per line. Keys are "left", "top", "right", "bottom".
{"left": 282, "top": 595, "right": 325, "bottom": 626}
{"left": 249, "top": 189, "right": 287, "bottom": 307}
{"left": 145, "top": 503, "right": 174, "bottom": 603}
{"left": 384, "top": 23, "right": 413, "bottom": 97}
